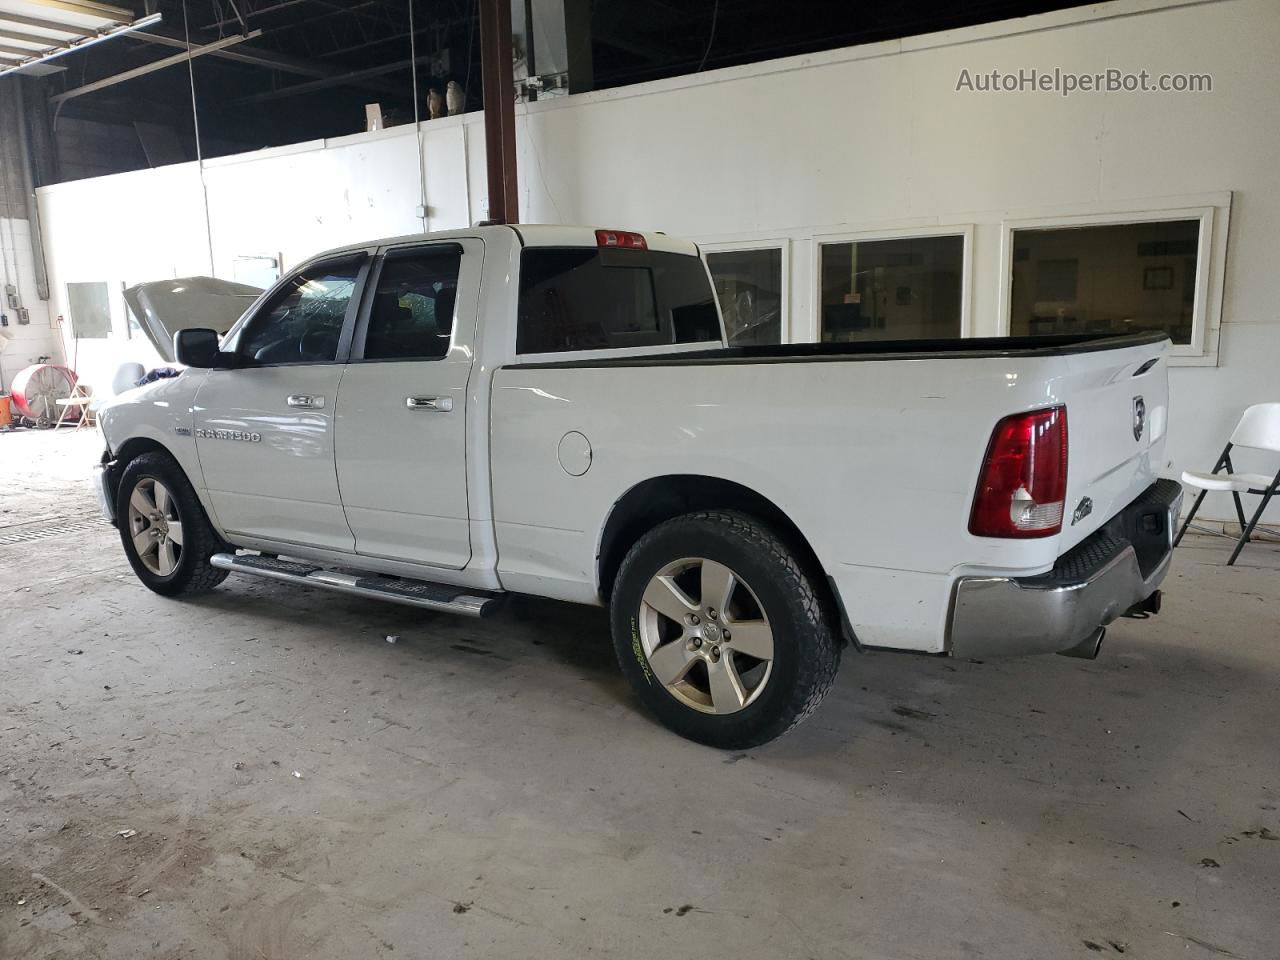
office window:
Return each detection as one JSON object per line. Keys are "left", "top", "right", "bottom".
{"left": 706, "top": 248, "right": 783, "bottom": 345}
{"left": 820, "top": 235, "right": 963, "bottom": 342}
{"left": 1009, "top": 219, "right": 1200, "bottom": 343}
{"left": 66, "top": 282, "right": 112, "bottom": 339}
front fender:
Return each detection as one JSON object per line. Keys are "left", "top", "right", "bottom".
{"left": 98, "top": 371, "right": 221, "bottom": 533}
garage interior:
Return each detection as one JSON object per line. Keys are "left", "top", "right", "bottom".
{"left": 2, "top": 1, "right": 1278, "bottom": 958}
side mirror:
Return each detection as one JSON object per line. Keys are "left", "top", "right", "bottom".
{"left": 174, "top": 328, "right": 222, "bottom": 368}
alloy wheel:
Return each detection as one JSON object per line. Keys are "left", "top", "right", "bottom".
{"left": 126, "top": 477, "right": 184, "bottom": 576}
{"left": 637, "top": 557, "right": 775, "bottom": 714}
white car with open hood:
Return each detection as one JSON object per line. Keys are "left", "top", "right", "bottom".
{"left": 123, "top": 276, "right": 264, "bottom": 364}
{"left": 95, "top": 224, "right": 1181, "bottom": 747}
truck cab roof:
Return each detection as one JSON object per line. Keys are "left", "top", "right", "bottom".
{"left": 307, "top": 224, "right": 701, "bottom": 263}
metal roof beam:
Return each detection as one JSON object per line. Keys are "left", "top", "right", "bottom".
{"left": 135, "top": 30, "right": 330, "bottom": 79}
{"left": 201, "top": 0, "right": 314, "bottom": 32}
{"left": 19, "top": 0, "right": 132, "bottom": 19}
{"left": 233, "top": 55, "right": 426, "bottom": 104}
{"left": 49, "top": 29, "right": 263, "bottom": 103}
{"left": 0, "top": 11, "right": 163, "bottom": 78}
{"left": 0, "top": 11, "right": 97, "bottom": 37}
{"left": 0, "top": 26, "right": 68, "bottom": 44}
{"left": 202, "top": 0, "right": 384, "bottom": 33}
{"left": 132, "top": 30, "right": 401, "bottom": 94}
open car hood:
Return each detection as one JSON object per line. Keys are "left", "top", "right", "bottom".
{"left": 123, "top": 277, "right": 264, "bottom": 363}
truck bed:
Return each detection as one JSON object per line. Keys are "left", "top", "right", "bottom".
{"left": 507, "top": 332, "right": 1171, "bottom": 368}
{"left": 491, "top": 330, "right": 1171, "bottom": 652}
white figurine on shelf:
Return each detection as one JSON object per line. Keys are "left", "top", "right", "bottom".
{"left": 446, "top": 81, "right": 465, "bottom": 116}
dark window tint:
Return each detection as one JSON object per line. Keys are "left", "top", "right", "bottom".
{"left": 517, "top": 248, "right": 720, "bottom": 354}
{"left": 237, "top": 259, "right": 362, "bottom": 364}
{"left": 1009, "top": 220, "right": 1200, "bottom": 344}
{"left": 364, "top": 248, "right": 462, "bottom": 360}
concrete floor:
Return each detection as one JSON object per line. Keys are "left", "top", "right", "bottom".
{"left": 2, "top": 429, "right": 1277, "bottom": 960}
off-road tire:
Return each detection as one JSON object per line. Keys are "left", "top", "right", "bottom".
{"left": 610, "top": 510, "right": 840, "bottom": 748}
{"left": 116, "top": 451, "right": 229, "bottom": 597}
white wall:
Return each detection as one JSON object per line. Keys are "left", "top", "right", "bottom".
{"left": 37, "top": 163, "right": 216, "bottom": 388}
{"left": 35, "top": 0, "right": 1280, "bottom": 521}
{"left": 0, "top": 217, "right": 60, "bottom": 392}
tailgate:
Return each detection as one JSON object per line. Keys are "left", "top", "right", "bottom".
{"left": 1056, "top": 338, "right": 1170, "bottom": 551}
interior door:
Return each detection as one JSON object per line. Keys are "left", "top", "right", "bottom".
{"left": 194, "top": 253, "right": 369, "bottom": 551}
{"left": 333, "top": 239, "right": 481, "bottom": 569}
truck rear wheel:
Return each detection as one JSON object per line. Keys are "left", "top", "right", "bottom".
{"left": 117, "top": 451, "right": 228, "bottom": 597}
{"left": 610, "top": 511, "right": 840, "bottom": 748}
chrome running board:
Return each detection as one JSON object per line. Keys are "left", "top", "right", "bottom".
{"left": 210, "top": 553, "right": 502, "bottom": 617}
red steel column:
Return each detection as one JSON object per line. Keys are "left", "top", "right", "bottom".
{"left": 478, "top": 0, "right": 518, "bottom": 223}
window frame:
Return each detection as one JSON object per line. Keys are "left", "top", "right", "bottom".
{"left": 996, "top": 196, "right": 1230, "bottom": 366}
{"left": 231, "top": 253, "right": 282, "bottom": 291}
{"left": 348, "top": 242, "right": 466, "bottom": 364}
{"left": 65, "top": 280, "right": 114, "bottom": 340}
{"left": 812, "top": 224, "right": 974, "bottom": 341}
{"left": 700, "top": 238, "right": 790, "bottom": 345}
{"left": 222, "top": 252, "right": 372, "bottom": 368}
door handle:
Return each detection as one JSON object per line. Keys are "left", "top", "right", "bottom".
{"left": 287, "top": 395, "right": 325, "bottom": 409}
{"left": 406, "top": 395, "right": 453, "bottom": 412}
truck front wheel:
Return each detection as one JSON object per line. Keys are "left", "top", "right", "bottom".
{"left": 610, "top": 511, "right": 840, "bottom": 748}
{"left": 117, "top": 451, "right": 228, "bottom": 597}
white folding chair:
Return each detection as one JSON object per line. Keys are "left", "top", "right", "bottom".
{"left": 1175, "top": 402, "right": 1280, "bottom": 565}
{"left": 54, "top": 382, "right": 95, "bottom": 430}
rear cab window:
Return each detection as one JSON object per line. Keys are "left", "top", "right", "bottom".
{"left": 516, "top": 247, "right": 722, "bottom": 355}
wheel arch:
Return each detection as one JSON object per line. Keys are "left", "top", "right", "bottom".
{"left": 106, "top": 437, "right": 222, "bottom": 541}
{"left": 596, "top": 474, "right": 848, "bottom": 641}
{"left": 105, "top": 437, "right": 174, "bottom": 506}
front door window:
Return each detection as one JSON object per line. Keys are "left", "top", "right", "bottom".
{"left": 235, "top": 260, "right": 362, "bottom": 365}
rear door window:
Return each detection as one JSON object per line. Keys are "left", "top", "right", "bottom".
{"left": 360, "top": 246, "right": 463, "bottom": 361}
{"left": 516, "top": 248, "right": 720, "bottom": 354}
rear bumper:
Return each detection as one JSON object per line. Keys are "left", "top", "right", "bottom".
{"left": 947, "top": 479, "right": 1183, "bottom": 657}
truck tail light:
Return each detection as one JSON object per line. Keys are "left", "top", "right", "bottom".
{"left": 969, "top": 406, "right": 1068, "bottom": 538}
{"left": 595, "top": 229, "right": 647, "bottom": 250}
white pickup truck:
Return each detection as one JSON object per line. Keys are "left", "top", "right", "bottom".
{"left": 96, "top": 225, "right": 1181, "bottom": 747}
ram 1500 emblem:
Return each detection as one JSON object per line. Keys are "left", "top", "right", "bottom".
{"left": 1072, "top": 496, "right": 1093, "bottom": 526}
{"left": 195, "top": 427, "right": 262, "bottom": 443}
{"left": 1132, "top": 396, "right": 1146, "bottom": 441}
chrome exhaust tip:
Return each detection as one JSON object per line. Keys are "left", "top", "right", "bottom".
{"left": 1057, "top": 626, "right": 1105, "bottom": 660}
